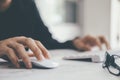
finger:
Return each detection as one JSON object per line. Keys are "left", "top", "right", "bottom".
{"left": 16, "top": 38, "right": 43, "bottom": 60}
{"left": 35, "top": 40, "right": 50, "bottom": 59}
{"left": 28, "top": 54, "right": 34, "bottom": 57}
{"left": 5, "top": 47, "right": 20, "bottom": 68}
{"left": 26, "top": 50, "right": 34, "bottom": 57}
{"left": 82, "top": 35, "right": 98, "bottom": 46}
{"left": 76, "top": 41, "right": 91, "bottom": 51}
{"left": 98, "top": 36, "right": 111, "bottom": 49}
{"left": 83, "top": 35, "right": 102, "bottom": 50}
{"left": 14, "top": 52, "right": 34, "bottom": 59}
{"left": 8, "top": 43, "right": 32, "bottom": 69}
{"left": 93, "top": 38, "right": 102, "bottom": 50}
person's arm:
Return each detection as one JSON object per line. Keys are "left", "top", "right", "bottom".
{"left": 0, "top": 0, "right": 51, "bottom": 69}
{"left": 23, "top": 0, "right": 111, "bottom": 51}
{"left": 25, "top": 0, "right": 77, "bottom": 50}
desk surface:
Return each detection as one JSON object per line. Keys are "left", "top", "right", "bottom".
{"left": 0, "top": 49, "right": 119, "bottom": 80}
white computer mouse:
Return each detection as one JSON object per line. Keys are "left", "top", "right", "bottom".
{"left": 19, "top": 59, "right": 59, "bottom": 69}
{"left": 31, "top": 59, "right": 59, "bottom": 69}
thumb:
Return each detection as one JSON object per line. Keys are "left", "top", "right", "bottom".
{"left": 28, "top": 53, "right": 34, "bottom": 57}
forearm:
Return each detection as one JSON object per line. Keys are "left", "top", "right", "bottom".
{"left": 41, "top": 39, "right": 77, "bottom": 50}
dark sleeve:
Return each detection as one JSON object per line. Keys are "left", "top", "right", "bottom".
{"left": 25, "top": 0, "right": 77, "bottom": 50}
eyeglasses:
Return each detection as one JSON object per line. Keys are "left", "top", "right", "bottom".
{"left": 102, "top": 51, "right": 120, "bottom": 76}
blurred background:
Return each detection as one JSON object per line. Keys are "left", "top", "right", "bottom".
{"left": 34, "top": 0, "right": 120, "bottom": 49}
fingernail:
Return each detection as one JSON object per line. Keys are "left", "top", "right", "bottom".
{"left": 46, "top": 55, "right": 51, "bottom": 59}
{"left": 46, "top": 52, "right": 51, "bottom": 59}
{"left": 38, "top": 54, "right": 44, "bottom": 60}
{"left": 41, "top": 55, "right": 45, "bottom": 60}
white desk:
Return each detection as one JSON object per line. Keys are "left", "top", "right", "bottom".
{"left": 0, "top": 49, "right": 120, "bottom": 80}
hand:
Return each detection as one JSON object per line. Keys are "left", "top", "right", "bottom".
{"left": 0, "top": 0, "right": 12, "bottom": 12}
{"left": 73, "top": 35, "right": 111, "bottom": 51}
{"left": 0, "top": 36, "right": 50, "bottom": 69}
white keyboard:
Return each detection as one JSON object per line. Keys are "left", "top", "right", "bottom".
{"left": 63, "top": 49, "right": 120, "bottom": 63}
